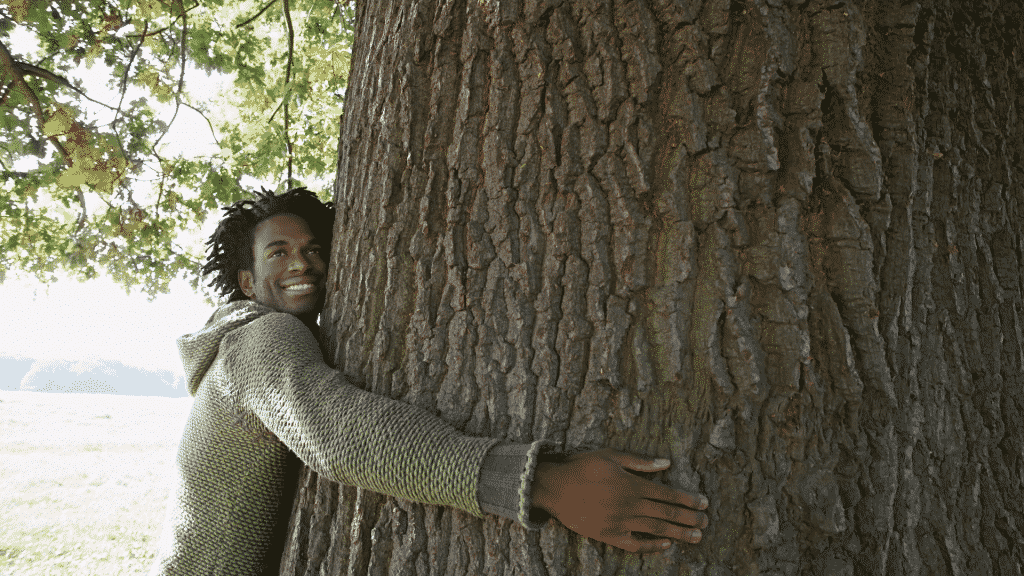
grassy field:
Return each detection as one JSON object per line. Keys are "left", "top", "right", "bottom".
{"left": 0, "top": 391, "right": 193, "bottom": 576}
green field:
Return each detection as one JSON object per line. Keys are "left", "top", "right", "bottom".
{"left": 0, "top": 391, "right": 193, "bottom": 575}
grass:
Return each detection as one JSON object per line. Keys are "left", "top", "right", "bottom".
{"left": 0, "top": 391, "right": 193, "bottom": 576}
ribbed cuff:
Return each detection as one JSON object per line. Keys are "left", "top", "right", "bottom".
{"left": 476, "top": 441, "right": 557, "bottom": 531}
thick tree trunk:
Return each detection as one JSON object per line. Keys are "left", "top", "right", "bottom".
{"left": 280, "top": 0, "right": 1024, "bottom": 574}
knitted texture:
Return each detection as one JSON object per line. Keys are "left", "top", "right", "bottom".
{"left": 478, "top": 441, "right": 553, "bottom": 529}
{"left": 149, "top": 301, "right": 542, "bottom": 575}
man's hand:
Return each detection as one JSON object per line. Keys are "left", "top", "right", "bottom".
{"left": 530, "top": 448, "right": 709, "bottom": 553}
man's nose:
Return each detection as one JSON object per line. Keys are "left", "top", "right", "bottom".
{"left": 287, "top": 252, "right": 311, "bottom": 271}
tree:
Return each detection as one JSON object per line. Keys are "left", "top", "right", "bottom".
{"left": 1, "top": 0, "right": 351, "bottom": 296}
{"left": 279, "top": 0, "right": 1024, "bottom": 574}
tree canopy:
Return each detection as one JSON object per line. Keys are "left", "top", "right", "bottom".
{"left": 1, "top": 0, "right": 352, "bottom": 297}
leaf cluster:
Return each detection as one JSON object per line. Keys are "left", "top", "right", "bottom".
{"left": 1, "top": 0, "right": 353, "bottom": 298}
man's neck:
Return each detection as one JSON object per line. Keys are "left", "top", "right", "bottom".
{"left": 297, "top": 313, "right": 320, "bottom": 336}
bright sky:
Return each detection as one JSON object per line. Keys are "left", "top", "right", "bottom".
{"left": 2, "top": 274, "right": 216, "bottom": 376}
{"left": 3, "top": 27, "right": 239, "bottom": 377}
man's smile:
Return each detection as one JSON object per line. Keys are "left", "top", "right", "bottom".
{"left": 281, "top": 277, "right": 321, "bottom": 295}
{"left": 282, "top": 282, "right": 318, "bottom": 295}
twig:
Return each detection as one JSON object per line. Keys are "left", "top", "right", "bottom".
{"left": 151, "top": 0, "right": 189, "bottom": 152}
{"left": 74, "top": 188, "right": 88, "bottom": 233}
{"left": 108, "top": 41, "right": 139, "bottom": 162}
{"left": 107, "top": 21, "right": 148, "bottom": 167}
{"left": 120, "top": 22, "right": 147, "bottom": 93}
{"left": 156, "top": 177, "right": 164, "bottom": 220}
{"left": 283, "top": 0, "right": 294, "bottom": 185}
{"left": 35, "top": 49, "right": 63, "bottom": 69}
{"left": 1, "top": 167, "right": 30, "bottom": 178}
{"left": 181, "top": 101, "right": 221, "bottom": 146}
{"left": 266, "top": 87, "right": 290, "bottom": 122}
{"left": 0, "top": 157, "right": 28, "bottom": 178}
{"left": 125, "top": 2, "right": 201, "bottom": 37}
{"left": 236, "top": 0, "right": 278, "bottom": 28}
{"left": 17, "top": 61, "right": 119, "bottom": 111}
{"left": 175, "top": 2, "right": 188, "bottom": 96}
{"left": 145, "top": 0, "right": 189, "bottom": 204}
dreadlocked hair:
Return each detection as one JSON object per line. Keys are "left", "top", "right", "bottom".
{"left": 202, "top": 187, "right": 335, "bottom": 303}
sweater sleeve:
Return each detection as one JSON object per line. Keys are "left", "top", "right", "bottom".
{"left": 476, "top": 441, "right": 558, "bottom": 530}
{"left": 220, "top": 312, "right": 539, "bottom": 522}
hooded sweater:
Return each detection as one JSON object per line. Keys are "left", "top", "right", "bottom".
{"left": 149, "top": 301, "right": 548, "bottom": 575}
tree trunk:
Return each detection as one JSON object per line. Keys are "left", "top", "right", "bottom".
{"left": 280, "top": 0, "right": 1024, "bottom": 574}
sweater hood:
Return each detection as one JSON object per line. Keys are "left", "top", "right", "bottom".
{"left": 177, "top": 300, "right": 274, "bottom": 396}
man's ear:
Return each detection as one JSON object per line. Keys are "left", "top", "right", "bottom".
{"left": 238, "top": 269, "right": 255, "bottom": 299}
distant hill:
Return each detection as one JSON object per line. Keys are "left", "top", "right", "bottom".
{"left": 1, "top": 356, "right": 189, "bottom": 397}
{"left": 0, "top": 356, "right": 36, "bottom": 391}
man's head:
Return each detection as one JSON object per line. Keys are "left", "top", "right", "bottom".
{"left": 202, "top": 188, "right": 335, "bottom": 321}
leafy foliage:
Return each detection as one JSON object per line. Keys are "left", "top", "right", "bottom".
{"left": 1, "top": 0, "right": 352, "bottom": 297}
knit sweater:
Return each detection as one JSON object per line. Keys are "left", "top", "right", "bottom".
{"left": 149, "top": 301, "right": 548, "bottom": 575}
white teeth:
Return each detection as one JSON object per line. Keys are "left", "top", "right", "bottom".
{"left": 284, "top": 284, "right": 314, "bottom": 291}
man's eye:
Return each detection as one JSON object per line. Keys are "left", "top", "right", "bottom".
{"left": 270, "top": 249, "right": 286, "bottom": 258}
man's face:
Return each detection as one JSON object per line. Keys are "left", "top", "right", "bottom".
{"left": 238, "top": 213, "right": 326, "bottom": 320}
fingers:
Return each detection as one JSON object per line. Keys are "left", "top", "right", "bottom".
{"left": 603, "top": 450, "right": 709, "bottom": 511}
{"left": 607, "top": 523, "right": 703, "bottom": 553}
{"left": 637, "top": 499, "right": 708, "bottom": 530}
{"left": 627, "top": 517, "right": 705, "bottom": 544}
{"left": 643, "top": 479, "right": 708, "bottom": 512}
{"left": 610, "top": 535, "right": 675, "bottom": 554}
{"left": 604, "top": 449, "right": 671, "bottom": 472}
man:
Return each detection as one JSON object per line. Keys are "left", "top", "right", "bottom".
{"left": 150, "top": 188, "right": 709, "bottom": 575}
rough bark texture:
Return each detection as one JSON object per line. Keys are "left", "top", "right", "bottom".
{"left": 280, "top": 0, "right": 1024, "bottom": 574}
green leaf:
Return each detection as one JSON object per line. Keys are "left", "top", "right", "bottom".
{"left": 2, "top": 0, "right": 353, "bottom": 297}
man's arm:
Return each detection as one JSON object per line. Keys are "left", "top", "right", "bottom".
{"left": 224, "top": 312, "right": 505, "bottom": 516}
{"left": 228, "top": 312, "right": 709, "bottom": 551}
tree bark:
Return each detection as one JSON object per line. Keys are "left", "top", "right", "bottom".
{"left": 280, "top": 0, "right": 1024, "bottom": 574}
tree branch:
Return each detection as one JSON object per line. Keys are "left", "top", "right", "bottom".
{"left": 236, "top": 0, "right": 278, "bottom": 28}
{"left": 0, "top": 156, "right": 28, "bottom": 179}
{"left": 283, "top": 0, "right": 295, "bottom": 186}
{"left": 17, "top": 61, "right": 118, "bottom": 111}
{"left": 125, "top": 2, "right": 201, "bottom": 37}
{"left": 181, "top": 101, "right": 221, "bottom": 146}
{"left": 156, "top": 177, "right": 165, "bottom": 220}
{"left": 120, "top": 21, "right": 147, "bottom": 93}
{"left": 109, "top": 22, "right": 148, "bottom": 164}
{"left": 151, "top": 1, "right": 189, "bottom": 152}
{"left": 175, "top": 4, "right": 187, "bottom": 97}
{"left": 75, "top": 188, "right": 88, "bottom": 234}
{"left": 0, "top": 39, "right": 71, "bottom": 166}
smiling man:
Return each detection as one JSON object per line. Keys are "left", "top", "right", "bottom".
{"left": 237, "top": 212, "right": 326, "bottom": 331}
{"left": 149, "top": 188, "right": 709, "bottom": 576}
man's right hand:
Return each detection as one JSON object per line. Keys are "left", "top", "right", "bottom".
{"left": 530, "top": 448, "right": 709, "bottom": 553}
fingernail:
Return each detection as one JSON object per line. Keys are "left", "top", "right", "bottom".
{"left": 652, "top": 458, "right": 670, "bottom": 467}
{"left": 690, "top": 529, "right": 702, "bottom": 542}
{"left": 661, "top": 540, "right": 671, "bottom": 549}
{"left": 699, "top": 494, "right": 709, "bottom": 509}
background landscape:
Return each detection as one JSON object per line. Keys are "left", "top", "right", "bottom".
{"left": 2, "top": 355, "right": 188, "bottom": 397}
{"left": 0, "top": 389, "right": 193, "bottom": 575}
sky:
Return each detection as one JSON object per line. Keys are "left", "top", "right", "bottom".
{"left": 2, "top": 273, "right": 215, "bottom": 376}
{"left": 3, "top": 28, "right": 234, "bottom": 377}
